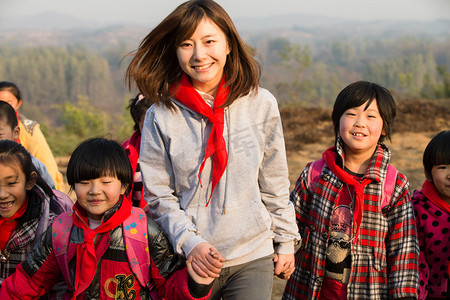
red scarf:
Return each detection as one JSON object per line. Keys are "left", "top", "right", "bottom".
{"left": 0, "top": 196, "right": 28, "bottom": 251}
{"left": 72, "top": 197, "right": 132, "bottom": 299}
{"left": 421, "top": 179, "right": 450, "bottom": 215}
{"left": 173, "top": 74, "right": 229, "bottom": 206}
{"left": 323, "top": 147, "right": 371, "bottom": 249}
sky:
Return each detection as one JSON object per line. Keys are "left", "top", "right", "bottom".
{"left": 2, "top": 0, "right": 450, "bottom": 26}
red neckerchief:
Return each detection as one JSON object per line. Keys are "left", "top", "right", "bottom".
{"left": 172, "top": 73, "right": 229, "bottom": 206}
{"left": 323, "top": 147, "right": 371, "bottom": 249}
{"left": 421, "top": 179, "right": 450, "bottom": 216}
{"left": 71, "top": 197, "right": 132, "bottom": 299}
{"left": 0, "top": 196, "right": 28, "bottom": 251}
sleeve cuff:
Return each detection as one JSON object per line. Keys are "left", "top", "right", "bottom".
{"left": 275, "top": 241, "right": 295, "bottom": 255}
{"left": 187, "top": 273, "right": 214, "bottom": 298}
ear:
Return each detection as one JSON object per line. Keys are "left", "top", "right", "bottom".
{"left": 13, "top": 126, "right": 20, "bottom": 140}
{"left": 16, "top": 99, "right": 23, "bottom": 110}
{"left": 425, "top": 169, "right": 433, "bottom": 182}
{"left": 121, "top": 184, "right": 128, "bottom": 195}
{"left": 26, "top": 171, "right": 37, "bottom": 191}
{"left": 226, "top": 42, "right": 231, "bottom": 55}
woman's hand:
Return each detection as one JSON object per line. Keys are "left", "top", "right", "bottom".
{"left": 273, "top": 253, "right": 295, "bottom": 279}
{"left": 188, "top": 242, "right": 225, "bottom": 278}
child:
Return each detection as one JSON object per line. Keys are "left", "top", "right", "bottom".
{"left": 413, "top": 130, "right": 450, "bottom": 299}
{"left": 126, "top": 0, "right": 299, "bottom": 298}
{"left": 122, "top": 93, "right": 152, "bottom": 208}
{"left": 0, "top": 101, "right": 54, "bottom": 188}
{"left": 0, "top": 140, "right": 69, "bottom": 284}
{"left": 283, "top": 81, "right": 419, "bottom": 299}
{"left": 0, "top": 81, "right": 65, "bottom": 192}
{"left": 0, "top": 138, "right": 216, "bottom": 299}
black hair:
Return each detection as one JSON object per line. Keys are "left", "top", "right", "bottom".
{"left": 423, "top": 130, "right": 450, "bottom": 179}
{"left": 0, "top": 101, "right": 18, "bottom": 130}
{"left": 127, "top": 93, "right": 152, "bottom": 132}
{"left": 0, "top": 81, "right": 22, "bottom": 101}
{"left": 0, "top": 140, "right": 54, "bottom": 199}
{"left": 66, "top": 138, "right": 133, "bottom": 195}
{"left": 331, "top": 81, "right": 396, "bottom": 143}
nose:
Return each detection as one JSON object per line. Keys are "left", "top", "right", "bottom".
{"left": 88, "top": 182, "right": 101, "bottom": 195}
{"left": 354, "top": 117, "right": 366, "bottom": 128}
{"left": 0, "top": 186, "right": 6, "bottom": 199}
{"left": 192, "top": 44, "right": 207, "bottom": 61}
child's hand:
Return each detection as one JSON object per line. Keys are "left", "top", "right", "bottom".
{"left": 188, "top": 242, "right": 224, "bottom": 278}
{"left": 186, "top": 256, "right": 217, "bottom": 285}
{"left": 273, "top": 253, "right": 295, "bottom": 280}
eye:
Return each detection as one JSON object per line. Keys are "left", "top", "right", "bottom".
{"left": 179, "top": 42, "right": 192, "bottom": 48}
{"left": 7, "top": 181, "right": 17, "bottom": 186}
{"left": 436, "top": 165, "right": 448, "bottom": 170}
{"left": 78, "top": 181, "right": 90, "bottom": 185}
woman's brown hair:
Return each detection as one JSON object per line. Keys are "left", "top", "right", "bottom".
{"left": 126, "top": 0, "right": 260, "bottom": 109}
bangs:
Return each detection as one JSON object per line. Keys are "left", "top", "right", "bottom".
{"left": 68, "top": 151, "right": 121, "bottom": 183}
{"left": 175, "top": 5, "right": 205, "bottom": 45}
{"left": 66, "top": 138, "right": 133, "bottom": 190}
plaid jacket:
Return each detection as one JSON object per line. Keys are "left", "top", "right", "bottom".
{"left": 0, "top": 186, "right": 61, "bottom": 284}
{"left": 283, "top": 139, "right": 419, "bottom": 300}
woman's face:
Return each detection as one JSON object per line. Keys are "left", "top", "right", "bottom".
{"left": 0, "top": 91, "right": 22, "bottom": 110}
{"left": 176, "top": 17, "right": 230, "bottom": 96}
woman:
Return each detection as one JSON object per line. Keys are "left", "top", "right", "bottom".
{"left": 126, "top": 1, "right": 299, "bottom": 298}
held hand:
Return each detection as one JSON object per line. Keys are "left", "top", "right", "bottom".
{"left": 186, "top": 256, "right": 216, "bottom": 285}
{"left": 188, "top": 242, "right": 224, "bottom": 278}
{"left": 273, "top": 253, "right": 295, "bottom": 280}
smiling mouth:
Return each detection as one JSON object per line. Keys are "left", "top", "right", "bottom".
{"left": 0, "top": 201, "right": 14, "bottom": 209}
{"left": 351, "top": 133, "right": 366, "bottom": 137}
{"left": 192, "top": 63, "right": 213, "bottom": 70}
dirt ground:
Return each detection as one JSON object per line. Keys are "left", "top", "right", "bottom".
{"left": 56, "top": 99, "right": 450, "bottom": 299}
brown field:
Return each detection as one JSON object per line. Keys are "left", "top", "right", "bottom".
{"left": 56, "top": 99, "right": 450, "bottom": 299}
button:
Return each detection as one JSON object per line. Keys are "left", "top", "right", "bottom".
{"left": 316, "top": 277, "right": 323, "bottom": 284}
{"left": 323, "top": 174, "right": 330, "bottom": 181}
{"left": 309, "top": 224, "right": 316, "bottom": 232}
{"left": 336, "top": 182, "right": 343, "bottom": 188}
{"left": 321, "top": 232, "right": 328, "bottom": 239}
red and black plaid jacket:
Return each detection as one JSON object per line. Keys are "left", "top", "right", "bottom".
{"left": 284, "top": 139, "right": 419, "bottom": 300}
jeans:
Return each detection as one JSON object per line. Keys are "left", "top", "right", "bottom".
{"left": 209, "top": 254, "right": 274, "bottom": 300}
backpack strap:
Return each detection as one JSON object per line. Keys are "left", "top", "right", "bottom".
{"left": 52, "top": 211, "right": 74, "bottom": 290}
{"left": 381, "top": 164, "right": 398, "bottom": 210}
{"left": 123, "top": 207, "right": 159, "bottom": 298}
{"left": 307, "top": 158, "right": 325, "bottom": 194}
{"left": 52, "top": 189, "right": 74, "bottom": 214}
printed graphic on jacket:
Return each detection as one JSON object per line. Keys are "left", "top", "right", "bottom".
{"left": 325, "top": 204, "right": 352, "bottom": 284}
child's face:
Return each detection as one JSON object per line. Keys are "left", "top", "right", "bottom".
{"left": 0, "top": 163, "right": 35, "bottom": 218}
{"left": 427, "top": 164, "right": 450, "bottom": 203}
{"left": 176, "top": 17, "right": 230, "bottom": 95}
{"left": 0, "top": 119, "right": 19, "bottom": 141}
{"left": 0, "top": 91, "right": 22, "bottom": 110}
{"left": 74, "top": 176, "right": 126, "bottom": 220}
{"left": 339, "top": 99, "right": 385, "bottom": 156}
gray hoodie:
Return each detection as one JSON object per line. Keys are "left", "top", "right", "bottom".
{"left": 140, "top": 87, "right": 299, "bottom": 268}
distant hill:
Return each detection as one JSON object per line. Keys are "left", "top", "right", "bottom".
{"left": 1, "top": 12, "right": 448, "bottom": 50}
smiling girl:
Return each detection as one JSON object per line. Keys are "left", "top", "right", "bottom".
{"left": 0, "top": 140, "right": 68, "bottom": 284}
{"left": 126, "top": 0, "right": 299, "bottom": 298}
{"left": 283, "top": 81, "right": 419, "bottom": 299}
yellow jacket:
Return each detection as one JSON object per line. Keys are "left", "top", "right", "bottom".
{"left": 19, "top": 115, "right": 65, "bottom": 192}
